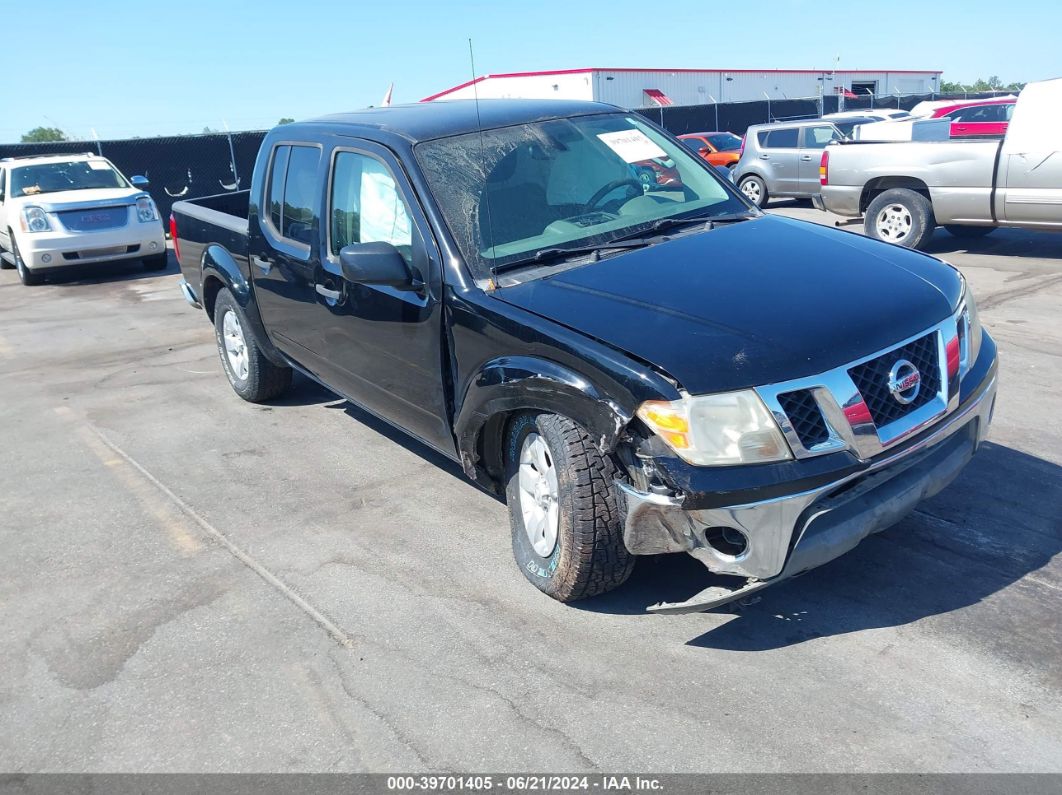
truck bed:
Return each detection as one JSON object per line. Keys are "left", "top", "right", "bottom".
{"left": 171, "top": 190, "right": 251, "bottom": 296}
{"left": 173, "top": 190, "right": 250, "bottom": 236}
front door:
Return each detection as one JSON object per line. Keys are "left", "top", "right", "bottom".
{"left": 0, "top": 168, "right": 9, "bottom": 251}
{"left": 948, "top": 104, "right": 1011, "bottom": 138}
{"left": 310, "top": 142, "right": 453, "bottom": 455}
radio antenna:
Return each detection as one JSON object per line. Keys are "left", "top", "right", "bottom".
{"left": 469, "top": 38, "right": 497, "bottom": 273}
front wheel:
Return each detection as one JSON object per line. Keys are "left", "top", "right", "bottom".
{"left": 505, "top": 412, "right": 634, "bottom": 603}
{"left": 865, "top": 188, "right": 936, "bottom": 250}
{"left": 213, "top": 289, "right": 292, "bottom": 402}
{"left": 11, "top": 235, "right": 42, "bottom": 286}
{"left": 738, "top": 174, "right": 768, "bottom": 207}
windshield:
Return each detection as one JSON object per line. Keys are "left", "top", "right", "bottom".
{"left": 10, "top": 159, "right": 128, "bottom": 198}
{"left": 415, "top": 113, "right": 748, "bottom": 278}
{"left": 705, "top": 132, "right": 741, "bottom": 151}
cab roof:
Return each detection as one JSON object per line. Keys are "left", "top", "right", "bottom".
{"left": 301, "top": 99, "right": 623, "bottom": 143}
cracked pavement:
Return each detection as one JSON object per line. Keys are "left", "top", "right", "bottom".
{"left": 1, "top": 207, "right": 1060, "bottom": 772}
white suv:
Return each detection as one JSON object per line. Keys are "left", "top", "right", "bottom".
{"left": 0, "top": 153, "right": 167, "bottom": 285}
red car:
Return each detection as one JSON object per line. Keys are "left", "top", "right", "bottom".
{"left": 930, "top": 99, "right": 1015, "bottom": 138}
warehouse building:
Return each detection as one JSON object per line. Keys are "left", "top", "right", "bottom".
{"left": 422, "top": 67, "right": 943, "bottom": 107}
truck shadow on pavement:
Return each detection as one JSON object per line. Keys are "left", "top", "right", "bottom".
{"left": 581, "top": 442, "right": 1062, "bottom": 651}
{"left": 922, "top": 227, "right": 1062, "bottom": 260}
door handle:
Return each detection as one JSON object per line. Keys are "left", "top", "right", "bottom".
{"left": 759, "top": 154, "right": 770, "bottom": 159}
{"left": 315, "top": 283, "right": 342, "bottom": 302}
{"left": 801, "top": 155, "right": 813, "bottom": 161}
{"left": 251, "top": 255, "right": 272, "bottom": 275}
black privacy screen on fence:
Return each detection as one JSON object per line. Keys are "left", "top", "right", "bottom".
{"left": 0, "top": 132, "right": 267, "bottom": 222}
{"left": 0, "top": 93, "right": 1007, "bottom": 222}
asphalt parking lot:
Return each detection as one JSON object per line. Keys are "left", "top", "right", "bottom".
{"left": 1, "top": 204, "right": 1060, "bottom": 773}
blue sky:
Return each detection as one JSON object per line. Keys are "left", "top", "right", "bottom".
{"left": 4, "top": 0, "right": 1058, "bottom": 142}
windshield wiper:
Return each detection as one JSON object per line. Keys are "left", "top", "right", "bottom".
{"left": 491, "top": 239, "right": 652, "bottom": 276}
{"left": 618, "top": 210, "right": 759, "bottom": 240}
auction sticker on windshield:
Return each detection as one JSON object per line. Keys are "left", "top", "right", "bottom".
{"left": 87, "top": 161, "right": 112, "bottom": 170}
{"left": 597, "top": 129, "right": 668, "bottom": 163}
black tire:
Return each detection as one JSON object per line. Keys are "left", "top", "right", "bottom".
{"left": 945, "top": 225, "right": 995, "bottom": 239}
{"left": 142, "top": 252, "right": 169, "bottom": 271}
{"left": 738, "top": 174, "right": 768, "bottom": 207}
{"left": 213, "top": 289, "right": 292, "bottom": 402}
{"left": 11, "top": 235, "right": 42, "bottom": 286}
{"left": 865, "top": 188, "right": 935, "bottom": 250}
{"left": 504, "top": 412, "right": 635, "bottom": 603}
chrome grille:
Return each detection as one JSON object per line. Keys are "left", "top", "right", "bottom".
{"left": 57, "top": 206, "right": 129, "bottom": 231}
{"left": 778, "top": 390, "right": 830, "bottom": 448}
{"left": 848, "top": 332, "right": 940, "bottom": 428}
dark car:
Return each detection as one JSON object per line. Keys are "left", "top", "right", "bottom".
{"left": 171, "top": 100, "right": 997, "bottom": 613}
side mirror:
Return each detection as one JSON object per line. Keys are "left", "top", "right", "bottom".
{"left": 714, "top": 165, "right": 735, "bottom": 183}
{"left": 339, "top": 241, "right": 415, "bottom": 289}
{"left": 130, "top": 175, "right": 150, "bottom": 189}
{"left": 698, "top": 146, "right": 710, "bottom": 156}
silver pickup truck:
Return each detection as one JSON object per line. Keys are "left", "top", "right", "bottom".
{"left": 815, "top": 78, "right": 1062, "bottom": 249}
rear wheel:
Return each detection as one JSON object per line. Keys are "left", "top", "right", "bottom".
{"left": 505, "top": 412, "right": 634, "bottom": 603}
{"left": 213, "top": 289, "right": 292, "bottom": 402}
{"left": 865, "top": 188, "right": 935, "bottom": 250}
{"left": 945, "top": 225, "right": 995, "bottom": 239}
{"left": 738, "top": 174, "right": 768, "bottom": 207}
{"left": 11, "top": 235, "right": 42, "bottom": 286}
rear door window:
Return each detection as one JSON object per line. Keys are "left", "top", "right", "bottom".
{"left": 265, "top": 143, "right": 321, "bottom": 245}
{"left": 758, "top": 128, "right": 799, "bottom": 148}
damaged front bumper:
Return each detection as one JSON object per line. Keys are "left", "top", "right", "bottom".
{"left": 617, "top": 360, "right": 997, "bottom": 615}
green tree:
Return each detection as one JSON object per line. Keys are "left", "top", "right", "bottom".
{"left": 21, "top": 126, "right": 67, "bottom": 142}
{"left": 941, "top": 77, "right": 1026, "bottom": 95}
{"left": 277, "top": 117, "right": 294, "bottom": 125}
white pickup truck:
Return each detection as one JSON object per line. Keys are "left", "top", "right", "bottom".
{"left": 0, "top": 153, "right": 167, "bottom": 285}
{"left": 815, "top": 78, "right": 1061, "bottom": 249}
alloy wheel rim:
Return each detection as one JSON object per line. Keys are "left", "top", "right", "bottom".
{"left": 742, "top": 180, "right": 761, "bottom": 203}
{"left": 518, "top": 433, "right": 560, "bottom": 558}
{"left": 876, "top": 204, "right": 913, "bottom": 241}
{"left": 222, "top": 310, "right": 249, "bottom": 381}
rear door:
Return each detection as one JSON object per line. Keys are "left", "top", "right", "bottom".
{"left": 755, "top": 127, "right": 800, "bottom": 194}
{"left": 249, "top": 141, "right": 327, "bottom": 359}
{"left": 1001, "top": 150, "right": 1062, "bottom": 227}
{"left": 798, "top": 125, "right": 840, "bottom": 194}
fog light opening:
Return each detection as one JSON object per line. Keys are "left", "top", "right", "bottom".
{"left": 704, "top": 526, "right": 748, "bottom": 558}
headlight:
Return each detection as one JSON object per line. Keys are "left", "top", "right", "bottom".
{"left": 637, "top": 390, "right": 793, "bottom": 466}
{"left": 136, "top": 195, "right": 158, "bottom": 222}
{"left": 959, "top": 281, "right": 983, "bottom": 379}
{"left": 21, "top": 206, "right": 51, "bottom": 233}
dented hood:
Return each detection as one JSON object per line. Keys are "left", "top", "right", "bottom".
{"left": 493, "top": 216, "right": 961, "bottom": 394}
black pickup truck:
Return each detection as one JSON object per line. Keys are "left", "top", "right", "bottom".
{"left": 172, "top": 100, "right": 998, "bottom": 613}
